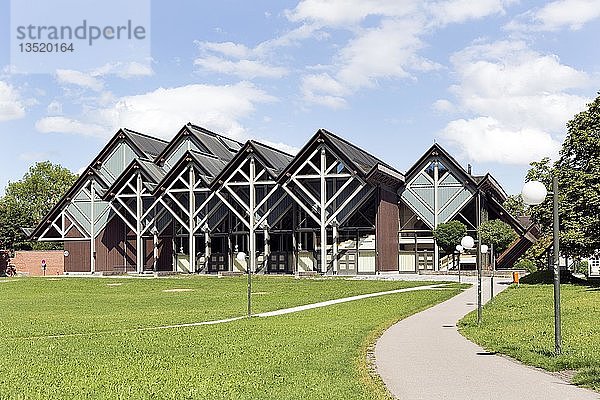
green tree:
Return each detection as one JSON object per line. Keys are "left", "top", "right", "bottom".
{"left": 433, "top": 221, "right": 467, "bottom": 253}
{"left": 0, "top": 161, "right": 77, "bottom": 250}
{"left": 525, "top": 94, "right": 600, "bottom": 258}
{"left": 503, "top": 194, "right": 526, "bottom": 217}
{"left": 478, "top": 219, "right": 518, "bottom": 255}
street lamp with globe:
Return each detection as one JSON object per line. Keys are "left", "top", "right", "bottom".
{"left": 455, "top": 244, "right": 463, "bottom": 283}
{"left": 460, "top": 235, "right": 488, "bottom": 324}
{"left": 522, "top": 177, "right": 561, "bottom": 355}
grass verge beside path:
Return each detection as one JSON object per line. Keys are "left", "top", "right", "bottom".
{"left": 0, "top": 276, "right": 433, "bottom": 338}
{"left": 0, "top": 279, "right": 461, "bottom": 399}
{"left": 459, "top": 283, "right": 600, "bottom": 391}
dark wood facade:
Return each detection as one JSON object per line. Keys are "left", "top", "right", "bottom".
{"left": 376, "top": 187, "right": 399, "bottom": 272}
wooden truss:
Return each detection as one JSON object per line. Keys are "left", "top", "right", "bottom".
{"left": 282, "top": 143, "right": 372, "bottom": 272}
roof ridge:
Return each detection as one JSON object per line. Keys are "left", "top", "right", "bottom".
{"left": 122, "top": 128, "right": 169, "bottom": 143}
{"left": 249, "top": 139, "right": 294, "bottom": 158}
{"left": 188, "top": 148, "right": 222, "bottom": 160}
{"left": 319, "top": 128, "right": 401, "bottom": 174}
{"left": 186, "top": 122, "right": 244, "bottom": 145}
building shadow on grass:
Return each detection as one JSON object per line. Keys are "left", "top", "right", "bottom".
{"left": 520, "top": 270, "right": 600, "bottom": 290}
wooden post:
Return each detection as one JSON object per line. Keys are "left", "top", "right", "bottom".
{"left": 320, "top": 148, "right": 327, "bottom": 273}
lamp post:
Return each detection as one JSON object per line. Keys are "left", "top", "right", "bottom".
{"left": 522, "top": 177, "right": 561, "bottom": 355}
{"left": 237, "top": 251, "right": 251, "bottom": 317}
{"left": 480, "top": 245, "right": 489, "bottom": 306}
{"left": 461, "top": 235, "right": 487, "bottom": 325}
{"left": 455, "top": 244, "right": 463, "bottom": 283}
{"left": 490, "top": 244, "right": 495, "bottom": 300}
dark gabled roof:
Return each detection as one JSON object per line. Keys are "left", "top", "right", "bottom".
{"left": 29, "top": 167, "right": 110, "bottom": 239}
{"left": 278, "top": 129, "right": 404, "bottom": 183}
{"left": 103, "top": 158, "right": 166, "bottom": 199}
{"left": 138, "top": 159, "right": 166, "bottom": 183}
{"left": 209, "top": 141, "right": 294, "bottom": 189}
{"left": 250, "top": 140, "right": 294, "bottom": 176}
{"left": 405, "top": 143, "right": 476, "bottom": 185}
{"left": 87, "top": 129, "right": 168, "bottom": 175}
{"left": 188, "top": 151, "right": 229, "bottom": 183}
{"left": 154, "top": 123, "right": 242, "bottom": 164}
{"left": 153, "top": 150, "right": 228, "bottom": 193}
{"left": 406, "top": 143, "right": 512, "bottom": 205}
{"left": 187, "top": 123, "right": 242, "bottom": 161}
{"left": 122, "top": 128, "right": 169, "bottom": 159}
{"left": 476, "top": 173, "right": 508, "bottom": 203}
{"left": 322, "top": 129, "right": 401, "bottom": 176}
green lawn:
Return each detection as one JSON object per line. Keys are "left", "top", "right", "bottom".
{"left": 459, "top": 283, "right": 600, "bottom": 391}
{"left": 0, "top": 276, "right": 460, "bottom": 399}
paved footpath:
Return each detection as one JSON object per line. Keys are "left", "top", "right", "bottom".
{"left": 375, "top": 276, "right": 600, "bottom": 400}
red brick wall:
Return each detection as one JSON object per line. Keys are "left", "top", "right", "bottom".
{"left": 12, "top": 250, "right": 64, "bottom": 276}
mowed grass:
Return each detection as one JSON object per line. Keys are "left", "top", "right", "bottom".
{"left": 459, "top": 283, "right": 600, "bottom": 390}
{"left": 0, "top": 276, "right": 460, "bottom": 399}
{"left": 0, "top": 276, "right": 433, "bottom": 338}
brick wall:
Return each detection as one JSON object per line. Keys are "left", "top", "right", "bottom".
{"left": 12, "top": 250, "right": 64, "bottom": 276}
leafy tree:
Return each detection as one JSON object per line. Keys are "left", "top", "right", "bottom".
{"left": 525, "top": 94, "right": 600, "bottom": 258}
{"left": 433, "top": 221, "right": 467, "bottom": 253}
{"left": 0, "top": 161, "right": 77, "bottom": 250}
{"left": 503, "top": 194, "right": 526, "bottom": 217}
{"left": 478, "top": 219, "right": 518, "bottom": 255}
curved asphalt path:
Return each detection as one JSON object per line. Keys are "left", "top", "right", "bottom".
{"left": 375, "top": 276, "right": 600, "bottom": 400}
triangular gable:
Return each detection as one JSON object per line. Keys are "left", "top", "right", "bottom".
{"left": 155, "top": 123, "right": 241, "bottom": 168}
{"left": 210, "top": 141, "right": 293, "bottom": 189}
{"left": 404, "top": 143, "right": 477, "bottom": 188}
{"left": 278, "top": 129, "right": 389, "bottom": 183}
{"left": 154, "top": 150, "right": 224, "bottom": 194}
{"left": 400, "top": 144, "right": 477, "bottom": 229}
{"left": 29, "top": 168, "right": 109, "bottom": 239}
{"left": 102, "top": 158, "right": 166, "bottom": 199}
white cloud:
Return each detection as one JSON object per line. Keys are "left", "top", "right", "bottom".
{"left": 301, "top": 73, "right": 349, "bottom": 108}
{"left": 437, "top": 40, "right": 591, "bottom": 164}
{"left": 301, "top": 17, "right": 439, "bottom": 107}
{"left": 433, "top": 99, "right": 455, "bottom": 112}
{"left": 35, "top": 116, "right": 107, "bottom": 137}
{"left": 194, "top": 56, "right": 287, "bottom": 79}
{"left": 507, "top": 0, "right": 600, "bottom": 31}
{"left": 286, "top": 0, "right": 417, "bottom": 26}
{"left": 199, "top": 41, "right": 253, "bottom": 59}
{"left": 194, "top": 40, "right": 289, "bottom": 80}
{"left": 257, "top": 140, "right": 300, "bottom": 155}
{"left": 441, "top": 117, "right": 561, "bottom": 164}
{"left": 35, "top": 82, "right": 276, "bottom": 141}
{"left": 92, "top": 61, "right": 154, "bottom": 79}
{"left": 56, "top": 69, "right": 104, "bottom": 91}
{"left": 0, "top": 81, "right": 25, "bottom": 121}
{"left": 427, "top": 0, "right": 514, "bottom": 26}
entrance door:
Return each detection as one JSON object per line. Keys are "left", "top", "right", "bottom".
{"left": 268, "top": 252, "right": 289, "bottom": 273}
{"left": 417, "top": 251, "right": 434, "bottom": 270}
{"left": 267, "top": 233, "right": 293, "bottom": 273}
{"left": 209, "top": 236, "right": 229, "bottom": 273}
{"left": 338, "top": 250, "right": 357, "bottom": 275}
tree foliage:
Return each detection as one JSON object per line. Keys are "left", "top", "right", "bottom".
{"left": 526, "top": 94, "right": 600, "bottom": 258}
{"left": 433, "top": 221, "right": 467, "bottom": 253}
{"left": 503, "top": 194, "right": 526, "bottom": 217}
{"left": 477, "top": 219, "right": 518, "bottom": 255}
{"left": 0, "top": 161, "right": 77, "bottom": 250}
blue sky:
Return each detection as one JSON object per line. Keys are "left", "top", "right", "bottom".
{"left": 1, "top": 0, "right": 599, "bottom": 196}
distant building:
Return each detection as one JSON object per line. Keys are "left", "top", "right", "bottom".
{"left": 30, "top": 124, "right": 533, "bottom": 275}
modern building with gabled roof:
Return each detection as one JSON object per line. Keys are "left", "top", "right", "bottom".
{"left": 30, "top": 124, "right": 535, "bottom": 275}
